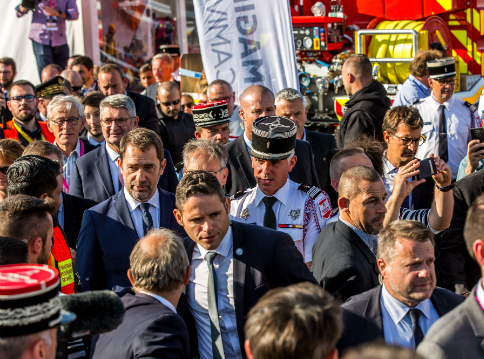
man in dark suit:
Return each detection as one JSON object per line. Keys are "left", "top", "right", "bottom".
{"left": 338, "top": 220, "right": 464, "bottom": 354}
{"left": 91, "top": 228, "right": 191, "bottom": 359}
{"left": 417, "top": 196, "right": 484, "bottom": 359}
{"left": 97, "top": 63, "right": 160, "bottom": 135}
{"left": 173, "top": 171, "right": 317, "bottom": 358}
{"left": 70, "top": 94, "right": 178, "bottom": 203}
{"left": 224, "top": 85, "right": 319, "bottom": 196}
{"left": 275, "top": 88, "right": 337, "bottom": 205}
{"left": 76, "top": 128, "right": 184, "bottom": 291}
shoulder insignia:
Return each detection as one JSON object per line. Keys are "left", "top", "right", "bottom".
{"left": 230, "top": 189, "right": 248, "bottom": 200}
{"left": 174, "top": 161, "right": 184, "bottom": 172}
{"left": 464, "top": 101, "right": 478, "bottom": 113}
{"left": 299, "top": 184, "right": 332, "bottom": 219}
{"left": 411, "top": 99, "right": 424, "bottom": 106}
{"left": 297, "top": 184, "right": 322, "bottom": 199}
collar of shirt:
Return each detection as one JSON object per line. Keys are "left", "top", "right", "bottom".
{"left": 409, "top": 74, "right": 430, "bottom": 94}
{"left": 339, "top": 217, "right": 378, "bottom": 252}
{"left": 39, "top": 112, "right": 47, "bottom": 122}
{"left": 383, "top": 150, "right": 398, "bottom": 176}
{"left": 381, "top": 283, "right": 431, "bottom": 324}
{"left": 138, "top": 290, "right": 177, "bottom": 313}
{"left": 302, "top": 128, "right": 307, "bottom": 142}
{"left": 243, "top": 131, "right": 252, "bottom": 151}
{"left": 55, "top": 139, "right": 81, "bottom": 160}
{"left": 477, "top": 279, "right": 484, "bottom": 305}
{"left": 106, "top": 143, "right": 120, "bottom": 163}
{"left": 197, "top": 225, "right": 233, "bottom": 260}
{"left": 87, "top": 132, "right": 105, "bottom": 146}
{"left": 254, "top": 179, "right": 291, "bottom": 207}
{"left": 429, "top": 92, "right": 455, "bottom": 111}
{"left": 124, "top": 187, "right": 160, "bottom": 213}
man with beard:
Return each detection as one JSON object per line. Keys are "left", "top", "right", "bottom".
{"left": 337, "top": 220, "right": 464, "bottom": 354}
{"left": 80, "top": 91, "right": 106, "bottom": 146}
{"left": 3, "top": 80, "right": 55, "bottom": 145}
{"left": 76, "top": 128, "right": 184, "bottom": 291}
{"left": 157, "top": 81, "right": 195, "bottom": 164}
{"left": 0, "top": 58, "right": 17, "bottom": 125}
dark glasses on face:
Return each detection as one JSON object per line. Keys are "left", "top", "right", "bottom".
{"left": 161, "top": 99, "right": 181, "bottom": 107}
{"left": 0, "top": 166, "right": 10, "bottom": 175}
{"left": 181, "top": 102, "right": 194, "bottom": 110}
{"left": 72, "top": 86, "right": 83, "bottom": 91}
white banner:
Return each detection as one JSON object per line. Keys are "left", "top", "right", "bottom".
{"left": 193, "top": 0, "right": 299, "bottom": 100}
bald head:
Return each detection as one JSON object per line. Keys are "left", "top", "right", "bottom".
{"left": 157, "top": 81, "right": 181, "bottom": 118}
{"left": 41, "top": 64, "right": 62, "bottom": 83}
{"left": 61, "top": 70, "right": 83, "bottom": 96}
{"left": 239, "top": 85, "right": 275, "bottom": 139}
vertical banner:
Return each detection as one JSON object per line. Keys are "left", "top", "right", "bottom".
{"left": 193, "top": 0, "right": 299, "bottom": 100}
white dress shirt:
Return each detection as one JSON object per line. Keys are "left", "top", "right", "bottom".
{"left": 413, "top": 93, "right": 479, "bottom": 178}
{"left": 58, "top": 194, "right": 64, "bottom": 230}
{"left": 477, "top": 279, "right": 484, "bottom": 304}
{"left": 87, "top": 133, "right": 105, "bottom": 147}
{"left": 106, "top": 144, "right": 121, "bottom": 193}
{"left": 124, "top": 187, "right": 160, "bottom": 239}
{"left": 139, "top": 290, "right": 177, "bottom": 313}
{"left": 381, "top": 284, "right": 439, "bottom": 348}
{"left": 56, "top": 139, "right": 81, "bottom": 191}
{"left": 187, "top": 225, "right": 242, "bottom": 359}
{"left": 230, "top": 179, "right": 329, "bottom": 262}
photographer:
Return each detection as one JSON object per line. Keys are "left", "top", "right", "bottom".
{"left": 16, "top": 0, "right": 79, "bottom": 79}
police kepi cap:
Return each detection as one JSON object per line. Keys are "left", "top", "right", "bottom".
{"left": 0, "top": 264, "right": 76, "bottom": 337}
{"left": 427, "top": 57, "right": 456, "bottom": 79}
{"left": 159, "top": 45, "right": 180, "bottom": 56}
{"left": 251, "top": 116, "right": 297, "bottom": 160}
{"left": 36, "top": 76, "right": 67, "bottom": 98}
{"left": 192, "top": 101, "right": 230, "bottom": 128}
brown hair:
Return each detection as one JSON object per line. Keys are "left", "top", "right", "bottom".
{"left": 175, "top": 171, "right": 226, "bottom": 212}
{"left": 23, "top": 141, "right": 63, "bottom": 163}
{"left": 344, "top": 135, "right": 386, "bottom": 176}
{"left": 0, "top": 139, "right": 23, "bottom": 164}
{"left": 80, "top": 91, "right": 106, "bottom": 108}
{"left": 99, "top": 64, "right": 124, "bottom": 79}
{"left": 119, "top": 128, "right": 164, "bottom": 163}
{"left": 339, "top": 165, "right": 382, "bottom": 200}
{"left": 71, "top": 56, "right": 94, "bottom": 71}
{"left": 0, "top": 57, "right": 16, "bottom": 74}
{"left": 464, "top": 194, "right": 484, "bottom": 260}
{"left": 245, "top": 282, "right": 342, "bottom": 359}
{"left": 409, "top": 50, "right": 442, "bottom": 77}
{"left": 344, "top": 54, "right": 372, "bottom": 80}
{"left": 382, "top": 106, "right": 424, "bottom": 135}
{"left": 342, "top": 343, "right": 426, "bottom": 359}
{"left": 139, "top": 63, "right": 152, "bottom": 74}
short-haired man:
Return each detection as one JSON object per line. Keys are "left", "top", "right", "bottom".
{"left": 3, "top": 80, "right": 55, "bottom": 145}
{"left": 337, "top": 54, "right": 391, "bottom": 148}
{"left": 245, "top": 282, "right": 342, "bottom": 359}
{"left": 139, "top": 63, "right": 155, "bottom": 89}
{"left": 157, "top": 81, "right": 195, "bottom": 164}
{"left": 276, "top": 88, "right": 337, "bottom": 205}
{"left": 193, "top": 101, "right": 231, "bottom": 145}
{"left": 80, "top": 91, "right": 106, "bottom": 146}
{"left": 338, "top": 220, "right": 464, "bottom": 354}
{"left": 153, "top": 53, "right": 174, "bottom": 83}
{"left": 61, "top": 69, "right": 83, "bottom": 97}
{"left": 174, "top": 171, "right": 316, "bottom": 358}
{"left": 41, "top": 64, "right": 63, "bottom": 83}
{"left": 76, "top": 128, "right": 183, "bottom": 291}
{"left": 0, "top": 57, "right": 17, "bottom": 92}
{"left": 71, "top": 56, "right": 99, "bottom": 94}
{"left": 413, "top": 58, "right": 479, "bottom": 179}
{"left": 230, "top": 116, "right": 331, "bottom": 267}
{"left": 393, "top": 50, "right": 442, "bottom": 107}
{"left": 0, "top": 235, "right": 29, "bottom": 265}
{"left": 418, "top": 195, "right": 484, "bottom": 358}
{"left": 181, "top": 94, "right": 194, "bottom": 115}
{"left": 36, "top": 75, "right": 68, "bottom": 121}
{"left": 0, "top": 194, "right": 55, "bottom": 265}
{"left": 207, "top": 79, "right": 243, "bottom": 140}
{"left": 98, "top": 64, "right": 160, "bottom": 135}
{"left": 46, "top": 95, "right": 97, "bottom": 192}
{"left": 67, "top": 54, "right": 81, "bottom": 69}
{"left": 224, "top": 85, "right": 319, "bottom": 195}
{"left": 91, "top": 228, "right": 191, "bottom": 359}
{"left": 160, "top": 45, "right": 181, "bottom": 82}
{"left": 344, "top": 343, "right": 426, "bottom": 359}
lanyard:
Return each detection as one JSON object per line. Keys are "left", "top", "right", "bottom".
{"left": 14, "top": 121, "right": 45, "bottom": 143}
{"left": 62, "top": 141, "right": 85, "bottom": 193}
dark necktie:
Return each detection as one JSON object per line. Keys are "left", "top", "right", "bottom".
{"left": 205, "top": 252, "right": 225, "bottom": 359}
{"left": 139, "top": 203, "right": 154, "bottom": 236}
{"left": 262, "top": 196, "right": 277, "bottom": 230}
{"left": 409, "top": 308, "right": 425, "bottom": 348}
{"left": 438, "top": 105, "right": 449, "bottom": 163}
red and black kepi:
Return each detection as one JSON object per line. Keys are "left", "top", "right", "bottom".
{"left": 192, "top": 101, "right": 230, "bottom": 128}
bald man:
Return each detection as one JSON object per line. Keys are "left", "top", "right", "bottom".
{"left": 224, "top": 84, "right": 320, "bottom": 195}
{"left": 337, "top": 54, "right": 391, "bottom": 148}
{"left": 41, "top": 64, "right": 63, "bottom": 83}
{"left": 61, "top": 69, "right": 83, "bottom": 97}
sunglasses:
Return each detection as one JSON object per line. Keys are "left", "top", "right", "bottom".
{"left": 72, "top": 86, "right": 83, "bottom": 92}
{"left": 0, "top": 165, "right": 9, "bottom": 175}
{"left": 181, "top": 102, "right": 194, "bottom": 110}
{"left": 161, "top": 99, "right": 181, "bottom": 107}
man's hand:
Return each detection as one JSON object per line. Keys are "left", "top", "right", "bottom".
{"left": 0, "top": 92, "right": 5, "bottom": 111}
{"left": 69, "top": 248, "right": 76, "bottom": 269}
{"left": 43, "top": 6, "right": 59, "bottom": 16}
{"left": 465, "top": 140, "right": 484, "bottom": 176}
{"left": 392, "top": 159, "right": 426, "bottom": 201}
{"left": 431, "top": 154, "right": 452, "bottom": 187}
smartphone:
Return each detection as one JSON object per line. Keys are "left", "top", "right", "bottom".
{"left": 470, "top": 128, "right": 484, "bottom": 143}
{"left": 417, "top": 157, "right": 436, "bottom": 180}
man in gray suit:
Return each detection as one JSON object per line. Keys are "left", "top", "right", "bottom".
{"left": 417, "top": 194, "right": 484, "bottom": 358}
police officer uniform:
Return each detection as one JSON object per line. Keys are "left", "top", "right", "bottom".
{"left": 230, "top": 116, "right": 331, "bottom": 263}
{"left": 413, "top": 58, "right": 480, "bottom": 178}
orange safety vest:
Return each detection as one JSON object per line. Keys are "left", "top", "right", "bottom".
{"left": 48, "top": 227, "right": 75, "bottom": 294}
{"left": 1, "top": 119, "right": 55, "bottom": 143}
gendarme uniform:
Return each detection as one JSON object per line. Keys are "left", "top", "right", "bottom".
{"left": 230, "top": 116, "right": 331, "bottom": 263}
{"left": 412, "top": 58, "right": 480, "bottom": 178}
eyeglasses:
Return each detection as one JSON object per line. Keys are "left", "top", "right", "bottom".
{"left": 161, "top": 99, "right": 181, "bottom": 107}
{"left": 51, "top": 117, "right": 80, "bottom": 127}
{"left": 101, "top": 117, "right": 134, "bottom": 127}
{"left": 71, "top": 86, "right": 83, "bottom": 92}
{"left": 10, "top": 95, "right": 37, "bottom": 103}
{"left": 186, "top": 167, "right": 225, "bottom": 176}
{"left": 181, "top": 102, "right": 194, "bottom": 110}
{"left": 435, "top": 79, "right": 456, "bottom": 87}
{"left": 0, "top": 165, "right": 9, "bottom": 175}
{"left": 391, "top": 134, "right": 426, "bottom": 146}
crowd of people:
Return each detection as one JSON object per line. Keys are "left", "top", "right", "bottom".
{"left": 0, "top": 47, "right": 483, "bottom": 359}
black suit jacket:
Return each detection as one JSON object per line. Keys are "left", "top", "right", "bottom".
{"left": 440, "top": 171, "right": 483, "bottom": 294}
{"left": 177, "top": 221, "right": 317, "bottom": 357}
{"left": 127, "top": 91, "right": 160, "bottom": 136}
{"left": 91, "top": 293, "right": 190, "bottom": 359}
{"left": 337, "top": 285, "right": 465, "bottom": 354}
{"left": 224, "top": 135, "right": 320, "bottom": 195}
{"left": 311, "top": 220, "right": 381, "bottom": 301}
{"left": 62, "top": 193, "right": 97, "bottom": 249}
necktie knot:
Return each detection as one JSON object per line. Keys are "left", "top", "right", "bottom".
{"left": 409, "top": 308, "right": 422, "bottom": 324}
{"left": 262, "top": 196, "right": 277, "bottom": 208}
{"left": 139, "top": 202, "right": 150, "bottom": 214}
{"left": 205, "top": 251, "right": 218, "bottom": 266}
{"left": 139, "top": 202, "right": 154, "bottom": 236}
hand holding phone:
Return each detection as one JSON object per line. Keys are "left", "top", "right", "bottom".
{"left": 417, "top": 157, "right": 436, "bottom": 180}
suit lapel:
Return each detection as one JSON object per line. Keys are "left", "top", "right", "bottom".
{"left": 363, "top": 285, "right": 384, "bottom": 336}
{"left": 95, "top": 144, "right": 116, "bottom": 198}
{"left": 235, "top": 136, "right": 255, "bottom": 188}
{"left": 112, "top": 190, "right": 139, "bottom": 245}
{"left": 62, "top": 193, "right": 74, "bottom": 242}
{"left": 158, "top": 188, "right": 171, "bottom": 229}
{"left": 464, "top": 293, "right": 484, "bottom": 353}
{"left": 231, "top": 221, "right": 247, "bottom": 341}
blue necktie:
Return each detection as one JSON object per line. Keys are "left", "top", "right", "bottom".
{"left": 139, "top": 203, "right": 153, "bottom": 236}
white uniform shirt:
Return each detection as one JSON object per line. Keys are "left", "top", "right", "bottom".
{"left": 230, "top": 179, "right": 330, "bottom": 262}
{"left": 187, "top": 226, "right": 242, "bottom": 359}
{"left": 413, "top": 93, "right": 479, "bottom": 178}
{"left": 123, "top": 187, "right": 160, "bottom": 239}
{"left": 106, "top": 144, "right": 121, "bottom": 193}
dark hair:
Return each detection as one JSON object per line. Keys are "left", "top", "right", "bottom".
{"left": 23, "top": 141, "right": 63, "bottom": 163}
{"left": 119, "top": 128, "right": 164, "bottom": 163}
{"left": 344, "top": 54, "right": 373, "bottom": 80}
{"left": 0, "top": 236, "right": 29, "bottom": 265}
{"left": 464, "top": 194, "right": 484, "bottom": 260}
{"left": 342, "top": 343, "right": 426, "bottom": 359}
{"left": 0, "top": 57, "right": 16, "bottom": 74}
{"left": 176, "top": 171, "right": 226, "bottom": 211}
{"left": 345, "top": 135, "right": 386, "bottom": 176}
{"left": 99, "top": 64, "right": 124, "bottom": 79}
{"left": 409, "top": 49, "right": 442, "bottom": 77}
{"left": 42, "top": 64, "right": 63, "bottom": 74}
{"left": 245, "top": 282, "right": 342, "bottom": 359}
{"left": 0, "top": 139, "right": 24, "bottom": 164}
{"left": 71, "top": 56, "right": 94, "bottom": 71}
{"left": 329, "top": 147, "right": 365, "bottom": 180}
{"left": 139, "top": 63, "right": 152, "bottom": 74}
{"left": 80, "top": 91, "right": 106, "bottom": 108}
{"left": 7, "top": 155, "right": 60, "bottom": 198}
{"left": 9, "top": 80, "right": 36, "bottom": 98}
{"left": 382, "top": 106, "right": 424, "bottom": 135}
{"left": 0, "top": 194, "right": 55, "bottom": 248}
